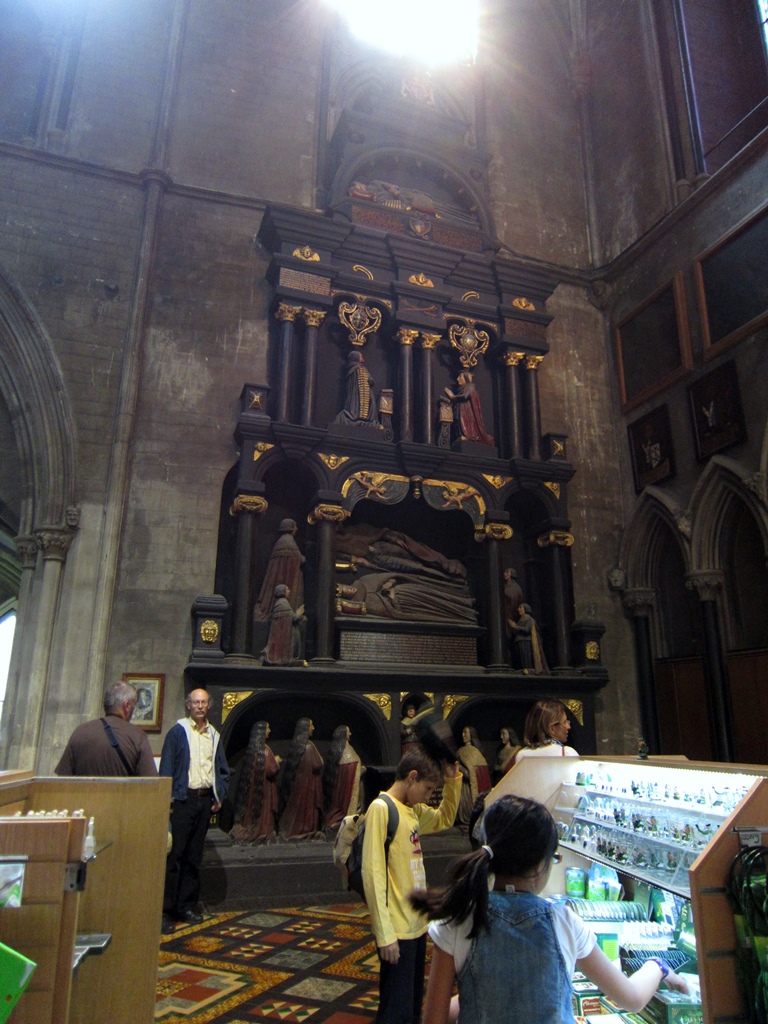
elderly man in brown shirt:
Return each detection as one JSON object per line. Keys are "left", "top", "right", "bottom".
{"left": 55, "top": 680, "right": 158, "bottom": 777}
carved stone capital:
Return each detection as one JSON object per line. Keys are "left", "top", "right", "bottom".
{"left": 484, "top": 523, "right": 513, "bottom": 542}
{"left": 302, "top": 308, "right": 327, "bottom": 328}
{"left": 14, "top": 535, "right": 39, "bottom": 569}
{"left": 65, "top": 505, "right": 81, "bottom": 529}
{"left": 537, "top": 531, "right": 574, "bottom": 548}
{"left": 275, "top": 302, "right": 302, "bottom": 323}
{"left": 524, "top": 355, "right": 545, "bottom": 371}
{"left": 685, "top": 570, "right": 725, "bottom": 601}
{"left": 607, "top": 567, "right": 626, "bottom": 591}
{"left": 745, "top": 471, "right": 767, "bottom": 504}
{"left": 622, "top": 587, "right": 656, "bottom": 616}
{"left": 308, "top": 504, "right": 350, "bottom": 524}
{"left": 420, "top": 332, "right": 441, "bottom": 349}
{"left": 501, "top": 350, "right": 525, "bottom": 367}
{"left": 35, "top": 527, "right": 74, "bottom": 562}
{"left": 397, "top": 327, "right": 419, "bottom": 346}
{"left": 230, "top": 494, "right": 268, "bottom": 516}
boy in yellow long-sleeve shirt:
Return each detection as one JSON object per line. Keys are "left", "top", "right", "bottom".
{"left": 362, "top": 746, "right": 461, "bottom": 1024}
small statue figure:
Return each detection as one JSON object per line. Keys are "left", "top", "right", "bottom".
{"left": 278, "top": 718, "right": 324, "bottom": 841}
{"left": 445, "top": 371, "right": 494, "bottom": 446}
{"left": 334, "top": 350, "right": 381, "bottom": 428}
{"left": 456, "top": 726, "right": 492, "bottom": 832}
{"left": 503, "top": 567, "right": 524, "bottom": 631}
{"left": 322, "top": 725, "right": 365, "bottom": 831}
{"left": 494, "top": 726, "right": 522, "bottom": 783}
{"left": 253, "top": 519, "right": 305, "bottom": 622}
{"left": 230, "top": 721, "right": 281, "bottom": 844}
{"left": 261, "top": 584, "right": 305, "bottom": 665}
{"left": 637, "top": 739, "right": 649, "bottom": 760}
{"left": 401, "top": 700, "right": 419, "bottom": 755}
{"left": 509, "top": 603, "right": 549, "bottom": 674}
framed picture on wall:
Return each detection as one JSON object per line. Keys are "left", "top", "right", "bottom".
{"left": 627, "top": 405, "right": 676, "bottom": 492}
{"left": 122, "top": 673, "right": 164, "bottom": 732}
{"left": 687, "top": 360, "right": 747, "bottom": 461}
{"left": 614, "top": 274, "right": 693, "bottom": 413}
{"left": 694, "top": 203, "right": 768, "bottom": 360}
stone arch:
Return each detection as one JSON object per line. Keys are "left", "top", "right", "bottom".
{"left": 619, "top": 486, "right": 691, "bottom": 589}
{"left": 689, "top": 455, "right": 768, "bottom": 572}
{"left": 0, "top": 267, "right": 77, "bottom": 533}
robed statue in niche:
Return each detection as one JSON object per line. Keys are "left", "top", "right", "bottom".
{"left": 445, "top": 371, "right": 494, "bottom": 446}
{"left": 253, "top": 519, "right": 305, "bottom": 621}
{"left": 334, "top": 350, "right": 381, "bottom": 428}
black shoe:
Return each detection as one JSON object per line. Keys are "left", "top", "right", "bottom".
{"left": 178, "top": 909, "right": 203, "bottom": 924}
{"left": 161, "top": 914, "right": 176, "bottom": 934}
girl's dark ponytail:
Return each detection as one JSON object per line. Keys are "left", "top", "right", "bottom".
{"left": 411, "top": 843, "right": 495, "bottom": 937}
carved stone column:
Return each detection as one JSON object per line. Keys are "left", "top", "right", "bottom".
{"left": 685, "top": 570, "right": 733, "bottom": 761}
{"left": 229, "top": 494, "right": 268, "bottom": 655}
{"left": 308, "top": 503, "right": 350, "bottom": 662}
{"left": 23, "top": 528, "right": 74, "bottom": 771}
{"left": 420, "top": 332, "right": 441, "bottom": 445}
{"left": 622, "top": 588, "right": 660, "bottom": 753}
{"left": 300, "top": 308, "right": 326, "bottom": 426}
{"left": 484, "top": 523, "right": 513, "bottom": 670}
{"left": 536, "top": 530, "right": 574, "bottom": 669}
{"left": 274, "top": 303, "right": 301, "bottom": 423}
{"left": 0, "top": 537, "right": 39, "bottom": 769}
{"left": 501, "top": 349, "right": 525, "bottom": 460}
{"left": 523, "top": 355, "right": 545, "bottom": 460}
{"left": 397, "top": 328, "right": 418, "bottom": 442}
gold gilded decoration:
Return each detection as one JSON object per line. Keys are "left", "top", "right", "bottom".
{"left": 437, "top": 481, "right": 483, "bottom": 513}
{"left": 341, "top": 471, "right": 410, "bottom": 501}
{"left": 338, "top": 301, "right": 382, "bottom": 347}
{"left": 317, "top": 453, "right": 350, "bottom": 471}
{"left": 420, "top": 332, "right": 442, "bottom": 349}
{"left": 408, "top": 272, "right": 434, "bottom": 288}
{"left": 364, "top": 693, "right": 392, "bottom": 720}
{"left": 302, "top": 308, "right": 326, "bottom": 328}
{"left": 292, "top": 245, "right": 320, "bottom": 262}
{"left": 400, "top": 297, "right": 440, "bottom": 317}
{"left": 200, "top": 619, "right": 219, "bottom": 644}
{"left": 501, "top": 350, "right": 525, "bottom": 367}
{"left": 230, "top": 494, "right": 268, "bottom": 516}
{"left": 482, "top": 474, "right": 511, "bottom": 490}
{"left": 248, "top": 391, "right": 262, "bottom": 409}
{"left": 308, "top": 504, "right": 350, "bottom": 524}
{"left": 332, "top": 289, "right": 394, "bottom": 313}
{"left": 586, "top": 641, "right": 600, "bottom": 661}
{"left": 442, "top": 694, "right": 468, "bottom": 718}
{"left": 553, "top": 439, "right": 565, "bottom": 455}
{"left": 279, "top": 268, "right": 331, "bottom": 295}
{"left": 462, "top": 291, "right": 480, "bottom": 301}
{"left": 222, "top": 691, "right": 255, "bottom": 723}
{"left": 397, "top": 327, "right": 419, "bottom": 346}
{"left": 379, "top": 390, "right": 394, "bottom": 415}
{"left": 422, "top": 479, "right": 486, "bottom": 528}
{"left": 448, "top": 321, "right": 490, "bottom": 369}
{"left": 253, "top": 442, "right": 274, "bottom": 462}
{"left": 485, "top": 523, "right": 513, "bottom": 542}
{"left": 525, "top": 355, "right": 545, "bottom": 370}
{"left": 561, "top": 699, "right": 583, "bottom": 725}
{"left": 275, "top": 302, "right": 302, "bottom": 322}
{"left": 513, "top": 297, "right": 535, "bottom": 311}
{"left": 352, "top": 264, "right": 374, "bottom": 280}
{"left": 537, "top": 531, "right": 575, "bottom": 548}
{"left": 544, "top": 481, "right": 561, "bottom": 499}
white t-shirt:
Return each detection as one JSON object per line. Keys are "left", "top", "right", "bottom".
{"left": 516, "top": 743, "right": 579, "bottom": 760}
{"left": 429, "top": 898, "right": 596, "bottom": 975}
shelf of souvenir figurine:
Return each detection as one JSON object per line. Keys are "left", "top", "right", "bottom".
{"left": 563, "top": 768, "right": 753, "bottom": 817}
{"left": 562, "top": 818, "right": 699, "bottom": 898}
{"left": 567, "top": 795, "right": 723, "bottom": 849}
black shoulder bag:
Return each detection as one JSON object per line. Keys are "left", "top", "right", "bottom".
{"left": 101, "top": 718, "right": 135, "bottom": 775}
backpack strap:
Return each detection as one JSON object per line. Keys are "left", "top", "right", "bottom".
{"left": 373, "top": 793, "right": 400, "bottom": 906}
{"left": 101, "top": 718, "right": 135, "bottom": 775}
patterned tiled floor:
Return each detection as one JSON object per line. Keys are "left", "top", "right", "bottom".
{"left": 156, "top": 904, "right": 395, "bottom": 1023}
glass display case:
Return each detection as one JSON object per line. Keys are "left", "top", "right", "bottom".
{"left": 491, "top": 754, "right": 768, "bottom": 1024}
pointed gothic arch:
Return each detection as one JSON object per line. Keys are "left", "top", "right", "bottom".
{"left": 689, "top": 455, "right": 768, "bottom": 572}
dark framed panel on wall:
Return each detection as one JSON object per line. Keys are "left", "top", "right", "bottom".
{"left": 694, "top": 202, "right": 768, "bottom": 360}
{"left": 614, "top": 273, "right": 692, "bottom": 413}
{"left": 687, "top": 360, "right": 747, "bottom": 461}
{"left": 627, "top": 405, "right": 676, "bottom": 493}
{"left": 122, "top": 672, "right": 164, "bottom": 732}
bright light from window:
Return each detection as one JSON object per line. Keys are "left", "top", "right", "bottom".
{"left": 326, "top": 0, "right": 478, "bottom": 66}
{"left": 0, "top": 612, "right": 16, "bottom": 713}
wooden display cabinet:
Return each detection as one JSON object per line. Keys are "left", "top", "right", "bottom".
{"left": 0, "top": 771, "right": 171, "bottom": 1024}
{"left": 491, "top": 755, "right": 768, "bottom": 1024}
